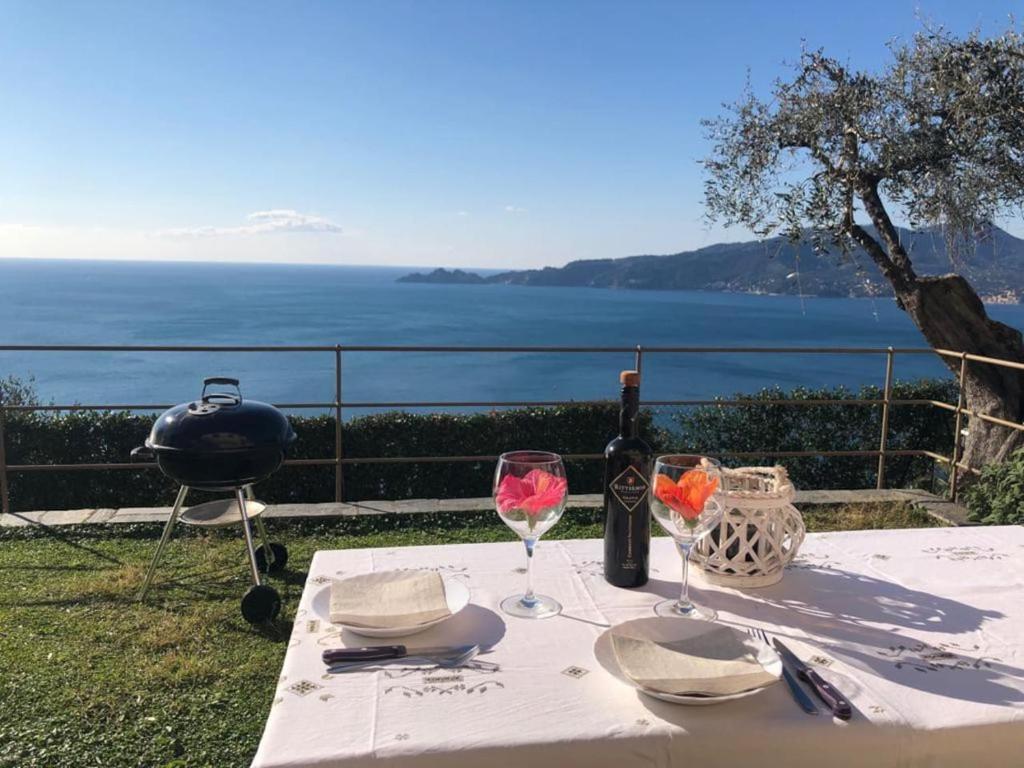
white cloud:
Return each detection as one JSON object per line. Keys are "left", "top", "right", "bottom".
{"left": 456, "top": 210, "right": 469, "bottom": 217}
{"left": 504, "top": 205, "right": 527, "bottom": 214}
{"left": 0, "top": 218, "right": 372, "bottom": 265}
{"left": 156, "top": 209, "right": 343, "bottom": 238}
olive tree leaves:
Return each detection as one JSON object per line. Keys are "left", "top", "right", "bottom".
{"left": 702, "top": 25, "right": 1024, "bottom": 276}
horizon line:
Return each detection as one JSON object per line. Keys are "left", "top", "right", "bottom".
{"left": 0, "top": 254, "right": 511, "bottom": 272}
{"left": 1, "top": 219, "right": 1021, "bottom": 272}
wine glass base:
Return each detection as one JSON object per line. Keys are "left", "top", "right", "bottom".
{"left": 654, "top": 599, "right": 717, "bottom": 621}
{"left": 500, "top": 593, "right": 561, "bottom": 619}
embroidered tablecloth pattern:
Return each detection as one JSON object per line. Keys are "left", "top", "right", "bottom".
{"left": 252, "top": 526, "right": 1024, "bottom": 768}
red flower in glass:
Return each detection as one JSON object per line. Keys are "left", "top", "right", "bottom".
{"left": 496, "top": 469, "right": 567, "bottom": 515}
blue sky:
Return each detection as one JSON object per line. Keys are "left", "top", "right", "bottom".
{"left": 0, "top": 0, "right": 1020, "bottom": 267}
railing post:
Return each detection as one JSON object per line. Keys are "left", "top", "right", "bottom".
{"left": 0, "top": 405, "right": 9, "bottom": 516}
{"left": 334, "top": 346, "right": 344, "bottom": 503}
{"left": 634, "top": 344, "right": 643, "bottom": 376}
{"left": 949, "top": 352, "right": 969, "bottom": 500}
{"left": 875, "top": 347, "right": 895, "bottom": 489}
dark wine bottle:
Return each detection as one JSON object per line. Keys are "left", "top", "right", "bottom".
{"left": 603, "top": 370, "right": 652, "bottom": 588}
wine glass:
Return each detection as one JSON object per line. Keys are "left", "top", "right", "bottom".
{"left": 493, "top": 450, "right": 568, "bottom": 619}
{"left": 650, "top": 455, "right": 723, "bottom": 620}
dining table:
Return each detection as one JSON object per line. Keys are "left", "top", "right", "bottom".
{"left": 250, "top": 525, "right": 1024, "bottom": 767}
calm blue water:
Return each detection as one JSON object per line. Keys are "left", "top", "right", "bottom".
{"left": 2, "top": 259, "right": 1023, "bottom": 413}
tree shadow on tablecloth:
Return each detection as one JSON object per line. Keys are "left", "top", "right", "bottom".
{"left": 642, "top": 565, "right": 1024, "bottom": 706}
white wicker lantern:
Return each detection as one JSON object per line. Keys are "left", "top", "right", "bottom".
{"left": 692, "top": 466, "right": 805, "bottom": 588}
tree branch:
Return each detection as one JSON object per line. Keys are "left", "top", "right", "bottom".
{"left": 832, "top": 128, "right": 914, "bottom": 293}
{"left": 780, "top": 140, "right": 842, "bottom": 177}
{"left": 845, "top": 222, "right": 912, "bottom": 295}
{"left": 855, "top": 178, "right": 918, "bottom": 284}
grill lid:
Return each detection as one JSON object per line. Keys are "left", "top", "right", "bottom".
{"left": 146, "top": 377, "right": 296, "bottom": 453}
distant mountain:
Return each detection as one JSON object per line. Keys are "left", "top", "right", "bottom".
{"left": 397, "top": 268, "right": 487, "bottom": 285}
{"left": 396, "top": 226, "right": 1024, "bottom": 302}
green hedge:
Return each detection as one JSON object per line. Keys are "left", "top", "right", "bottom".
{"left": 4, "top": 404, "right": 664, "bottom": 511}
{"left": 669, "top": 380, "right": 957, "bottom": 490}
{"left": 3, "top": 381, "right": 958, "bottom": 511}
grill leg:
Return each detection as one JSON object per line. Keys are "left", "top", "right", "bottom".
{"left": 254, "top": 515, "right": 274, "bottom": 569}
{"left": 244, "top": 485, "right": 275, "bottom": 570}
{"left": 236, "top": 488, "right": 263, "bottom": 587}
{"left": 139, "top": 485, "right": 189, "bottom": 602}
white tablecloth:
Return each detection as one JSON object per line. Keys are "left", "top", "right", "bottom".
{"left": 252, "top": 527, "right": 1024, "bottom": 768}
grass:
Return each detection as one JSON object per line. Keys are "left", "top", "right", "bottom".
{"left": 0, "top": 503, "right": 940, "bottom": 768}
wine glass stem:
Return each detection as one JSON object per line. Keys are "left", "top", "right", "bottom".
{"left": 522, "top": 537, "right": 537, "bottom": 607}
{"left": 678, "top": 541, "right": 693, "bottom": 611}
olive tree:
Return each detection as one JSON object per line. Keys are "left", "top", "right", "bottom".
{"left": 702, "top": 25, "right": 1024, "bottom": 474}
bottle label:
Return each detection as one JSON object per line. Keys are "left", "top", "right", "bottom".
{"left": 609, "top": 465, "right": 650, "bottom": 512}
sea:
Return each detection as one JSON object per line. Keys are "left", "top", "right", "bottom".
{"left": 2, "top": 258, "right": 1023, "bottom": 415}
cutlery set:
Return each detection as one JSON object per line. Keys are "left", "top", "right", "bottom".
{"left": 321, "top": 630, "right": 852, "bottom": 720}
{"left": 322, "top": 643, "right": 500, "bottom": 674}
{"left": 321, "top": 629, "right": 852, "bottom": 721}
{"left": 748, "top": 627, "right": 851, "bottom": 719}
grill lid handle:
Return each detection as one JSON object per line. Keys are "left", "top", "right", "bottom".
{"left": 130, "top": 445, "right": 154, "bottom": 461}
{"left": 201, "top": 377, "right": 242, "bottom": 405}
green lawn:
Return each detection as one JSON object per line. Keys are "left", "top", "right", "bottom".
{"left": 0, "top": 504, "right": 939, "bottom": 768}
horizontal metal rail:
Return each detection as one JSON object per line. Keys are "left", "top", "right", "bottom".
{"left": 0, "top": 344, "right": 941, "bottom": 354}
{"left": 0, "top": 344, "right": 341, "bottom": 353}
{"left": 5, "top": 449, "right": 944, "bottom": 473}
{"left": 3, "top": 402, "right": 337, "bottom": 412}
{"left": 2, "top": 397, "right": 948, "bottom": 413}
{"left": 1, "top": 342, "right": 1022, "bottom": 515}
{"left": 3, "top": 458, "right": 338, "bottom": 472}
{"left": 332, "top": 448, "right": 936, "bottom": 463}
{"left": 919, "top": 450, "right": 953, "bottom": 464}
{"left": 933, "top": 348, "right": 1024, "bottom": 372}
{"left": 954, "top": 408, "right": 1024, "bottom": 433}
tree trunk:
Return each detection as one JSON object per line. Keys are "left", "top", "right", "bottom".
{"left": 853, "top": 181, "right": 1024, "bottom": 477}
{"left": 899, "top": 274, "right": 1024, "bottom": 475}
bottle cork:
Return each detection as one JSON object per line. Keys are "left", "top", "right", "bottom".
{"left": 620, "top": 370, "right": 640, "bottom": 387}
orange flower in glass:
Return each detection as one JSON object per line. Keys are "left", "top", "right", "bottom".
{"left": 654, "top": 469, "right": 719, "bottom": 522}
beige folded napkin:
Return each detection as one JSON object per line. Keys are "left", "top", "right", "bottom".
{"left": 330, "top": 569, "right": 451, "bottom": 629}
{"left": 612, "top": 621, "right": 778, "bottom": 697}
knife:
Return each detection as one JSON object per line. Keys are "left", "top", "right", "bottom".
{"left": 322, "top": 644, "right": 489, "bottom": 665}
{"left": 775, "top": 657, "right": 819, "bottom": 715}
{"left": 773, "top": 639, "right": 852, "bottom": 720}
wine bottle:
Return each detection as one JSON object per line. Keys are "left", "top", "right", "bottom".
{"left": 603, "top": 370, "right": 652, "bottom": 588}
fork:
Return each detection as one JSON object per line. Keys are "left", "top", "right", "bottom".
{"left": 747, "top": 627, "right": 818, "bottom": 715}
{"left": 326, "top": 645, "right": 500, "bottom": 674}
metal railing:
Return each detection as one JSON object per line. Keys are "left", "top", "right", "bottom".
{"left": 1, "top": 343, "right": 1023, "bottom": 515}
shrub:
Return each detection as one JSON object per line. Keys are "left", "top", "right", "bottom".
{"left": 668, "top": 380, "right": 957, "bottom": 491}
{"left": 2, "top": 380, "right": 959, "bottom": 511}
{"left": 4, "top": 404, "right": 667, "bottom": 511}
{"left": 964, "top": 449, "right": 1024, "bottom": 525}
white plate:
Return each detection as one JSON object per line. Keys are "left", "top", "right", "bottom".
{"left": 311, "top": 574, "right": 471, "bottom": 638}
{"left": 593, "top": 617, "right": 782, "bottom": 706}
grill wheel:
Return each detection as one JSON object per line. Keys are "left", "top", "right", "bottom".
{"left": 241, "top": 584, "right": 282, "bottom": 624}
{"left": 255, "top": 542, "right": 289, "bottom": 574}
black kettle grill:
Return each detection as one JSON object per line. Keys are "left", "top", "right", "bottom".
{"left": 133, "top": 377, "right": 297, "bottom": 623}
